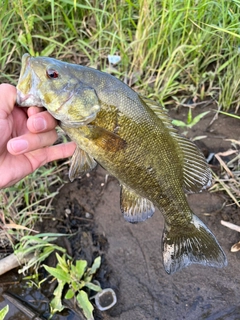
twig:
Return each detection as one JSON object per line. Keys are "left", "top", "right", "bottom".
{"left": 221, "top": 220, "right": 240, "bottom": 232}
{"left": 0, "top": 253, "right": 32, "bottom": 276}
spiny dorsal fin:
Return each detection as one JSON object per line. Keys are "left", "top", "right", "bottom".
{"left": 69, "top": 146, "right": 97, "bottom": 181}
{"left": 176, "top": 136, "right": 212, "bottom": 193}
{"left": 120, "top": 185, "right": 155, "bottom": 223}
{"left": 140, "top": 96, "right": 177, "bottom": 134}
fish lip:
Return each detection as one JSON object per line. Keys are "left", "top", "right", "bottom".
{"left": 16, "top": 90, "right": 30, "bottom": 105}
{"left": 16, "top": 89, "right": 43, "bottom": 107}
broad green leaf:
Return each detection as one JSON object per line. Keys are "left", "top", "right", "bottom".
{"left": 84, "top": 276, "right": 92, "bottom": 283}
{"left": 41, "top": 43, "right": 57, "bottom": 57}
{"left": 65, "top": 289, "right": 75, "bottom": 300}
{"left": 74, "top": 260, "right": 87, "bottom": 279}
{"left": 43, "top": 265, "right": 71, "bottom": 282}
{"left": 85, "top": 282, "right": 102, "bottom": 292}
{"left": 89, "top": 257, "right": 101, "bottom": 275}
{"left": 55, "top": 253, "right": 69, "bottom": 273}
{"left": 0, "top": 305, "right": 9, "bottom": 320}
{"left": 50, "top": 282, "right": 65, "bottom": 314}
{"left": 72, "top": 280, "right": 83, "bottom": 291}
{"left": 76, "top": 291, "right": 94, "bottom": 320}
{"left": 18, "top": 33, "right": 27, "bottom": 47}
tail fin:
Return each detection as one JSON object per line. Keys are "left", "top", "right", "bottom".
{"left": 162, "top": 214, "right": 227, "bottom": 274}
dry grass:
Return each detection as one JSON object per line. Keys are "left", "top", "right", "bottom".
{"left": 0, "top": 164, "right": 66, "bottom": 248}
{"left": 210, "top": 142, "right": 240, "bottom": 207}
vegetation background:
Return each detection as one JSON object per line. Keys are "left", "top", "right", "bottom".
{"left": 1, "top": 0, "right": 240, "bottom": 110}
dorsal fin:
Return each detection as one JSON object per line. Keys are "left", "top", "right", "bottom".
{"left": 140, "top": 96, "right": 177, "bottom": 134}
{"left": 141, "top": 96, "right": 211, "bottom": 193}
{"left": 176, "top": 135, "right": 212, "bottom": 193}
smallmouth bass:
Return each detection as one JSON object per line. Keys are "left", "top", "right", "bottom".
{"left": 16, "top": 54, "right": 227, "bottom": 274}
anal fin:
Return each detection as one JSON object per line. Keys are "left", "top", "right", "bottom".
{"left": 69, "top": 146, "right": 97, "bottom": 181}
{"left": 120, "top": 185, "right": 155, "bottom": 223}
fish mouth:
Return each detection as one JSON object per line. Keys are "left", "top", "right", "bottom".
{"left": 16, "top": 90, "right": 43, "bottom": 107}
{"left": 16, "top": 90, "right": 31, "bottom": 104}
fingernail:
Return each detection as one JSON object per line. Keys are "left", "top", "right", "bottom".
{"left": 33, "top": 117, "right": 47, "bottom": 131}
{"left": 9, "top": 139, "right": 28, "bottom": 153}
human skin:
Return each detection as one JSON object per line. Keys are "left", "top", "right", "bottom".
{"left": 0, "top": 83, "right": 76, "bottom": 188}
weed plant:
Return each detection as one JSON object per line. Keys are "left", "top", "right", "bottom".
{"left": 0, "top": 0, "right": 240, "bottom": 110}
{"left": 210, "top": 142, "right": 240, "bottom": 207}
{"left": 43, "top": 254, "right": 101, "bottom": 320}
{"left": 0, "top": 305, "right": 8, "bottom": 320}
{"left": 0, "top": 164, "right": 64, "bottom": 247}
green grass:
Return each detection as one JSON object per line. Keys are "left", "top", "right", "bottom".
{"left": 0, "top": 163, "right": 65, "bottom": 246}
{"left": 0, "top": 0, "right": 240, "bottom": 111}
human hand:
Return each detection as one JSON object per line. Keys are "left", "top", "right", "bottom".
{"left": 0, "top": 83, "right": 76, "bottom": 188}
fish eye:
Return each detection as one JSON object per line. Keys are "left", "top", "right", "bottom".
{"left": 46, "top": 69, "right": 59, "bottom": 79}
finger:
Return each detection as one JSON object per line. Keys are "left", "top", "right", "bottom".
{"left": 27, "top": 110, "right": 58, "bottom": 133}
{"left": 27, "top": 106, "right": 45, "bottom": 117}
{"left": 0, "top": 84, "right": 17, "bottom": 118}
{"left": 26, "top": 141, "right": 76, "bottom": 171}
{"left": 7, "top": 129, "right": 58, "bottom": 155}
{"left": 1, "top": 141, "right": 76, "bottom": 189}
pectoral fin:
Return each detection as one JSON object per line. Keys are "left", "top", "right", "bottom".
{"left": 69, "top": 146, "right": 97, "bottom": 181}
{"left": 88, "top": 125, "right": 127, "bottom": 153}
{"left": 120, "top": 185, "right": 155, "bottom": 223}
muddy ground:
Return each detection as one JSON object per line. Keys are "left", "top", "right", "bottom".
{"left": 0, "top": 105, "right": 240, "bottom": 320}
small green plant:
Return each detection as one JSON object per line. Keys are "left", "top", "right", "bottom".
{"left": 0, "top": 305, "right": 9, "bottom": 320}
{"left": 172, "top": 107, "right": 210, "bottom": 129}
{"left": 14, "top": 233, "right": 67, "bottom": 275}
{"left": 43, "top": 253, "right": 102, "bottom": 320}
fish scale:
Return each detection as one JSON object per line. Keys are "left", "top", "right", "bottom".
{"left": 16, "top": 53, "right": 227, "bottom": 274}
